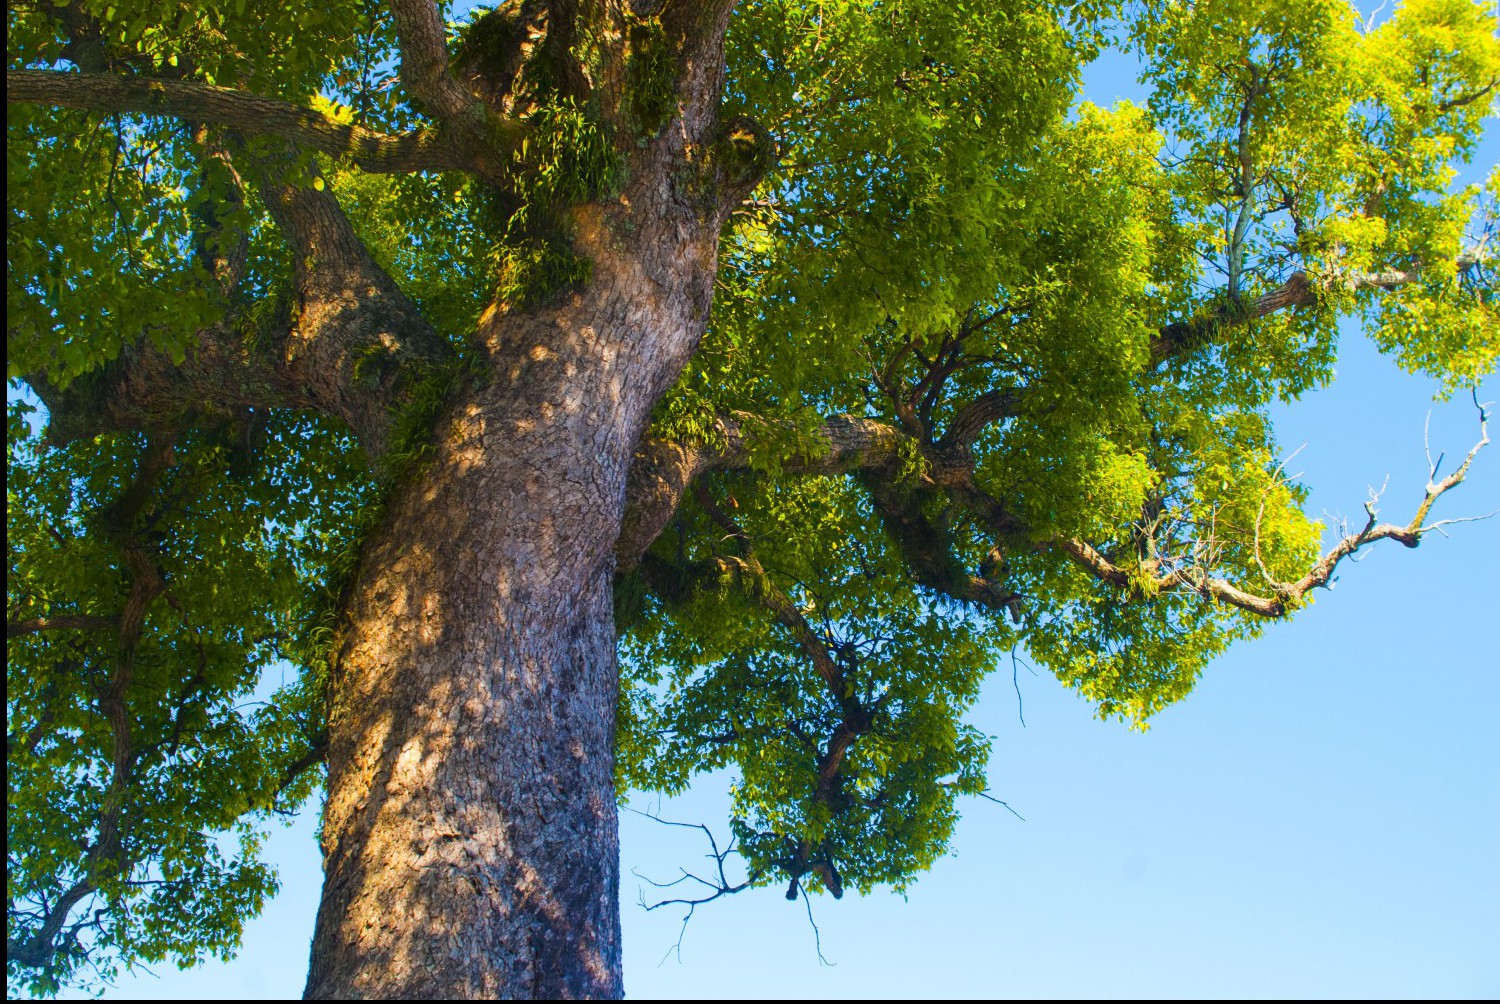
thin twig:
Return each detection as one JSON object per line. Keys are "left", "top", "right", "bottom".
{"left": 624, "top": 807, "right": 754, "bottom": 964}
{"left": 976, "top": 791, "right": 1026, "bottom": 822}
{"left": 1011, "top": 649, "right": 1027, "bottom": 728}
{"left": 800, "top": 885, "right": 835, "bottom": 967}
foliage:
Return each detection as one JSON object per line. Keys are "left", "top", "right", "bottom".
{"left": 632, "top": 0, "right": 1496, "bottom": 899}
{"left": 6, "top": 0, "right": 1498, "bottom": 995}
{"left": 621, "top": 476, "right": 1008, "bottom": 894}
{"left": 6, "top": 401, "right": 367, "bottom": 994}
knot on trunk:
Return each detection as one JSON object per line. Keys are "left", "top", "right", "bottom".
{"left": 711, "top": 115, "right": 778, "bottom": 199}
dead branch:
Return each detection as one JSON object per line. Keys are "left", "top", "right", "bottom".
{"left": 625, "top": 807, "right": 754, "bottom": 965}
{"left": 1057, "top": 395, "right": 1492, "bottom": 617}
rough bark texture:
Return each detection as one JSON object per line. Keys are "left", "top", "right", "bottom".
{"left": 303, "top": 176, "right": 721, "bottom": 999}
{"left": 294, "top": 5, "right": 751, "bottom": 992}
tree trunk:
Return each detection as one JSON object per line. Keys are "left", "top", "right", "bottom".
{"left": 303, "top": 203, "right": 719, "bottom": 999}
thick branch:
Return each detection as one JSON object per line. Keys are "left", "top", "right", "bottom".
{"left": 618, "top": 413, "right": 903, "bottom": 570}
{"left": 386, "top": 0, "right": 526, "bottom": 181}
{"left": 389, "top": 0, "right": 483, "bottom": 122}
{"left": 7, "top": 69, "right": 469, "bottom": 176}
{"left": 266, "top": 736, "right": 328, "bottom": 811}
{"left": 619, "top": 407, "right": 1029, "bottom": 620}
{"left": 861, "top": 474, "right": 1021, "bottom": 616}
{"left": 659, "top": 0, "right": 740, "bottom": 127}
{"left": 256, "top": 162, "right": 453, "bottom": 457}
{"left": 1054, "top": 537, "right": 1288, "bottom": 617}
{"left": 5, "top": 881, "right": 96, "bottom": 972}
{"left": 1150, "top": 251, "right": 1484, "bottom": 362}
{"left": 7, "top": 615, "right": 115, "bottom": 639}
{"left": 30, "top": 158, "right": 451, "bottom": 457}
{"left": 539, "top": 0, "right": 601, "bottom": 105}
{"left": 937, "top": 389, "right": 1022, "bottom": 452}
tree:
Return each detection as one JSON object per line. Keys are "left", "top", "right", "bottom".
{"left": 6, "top": 0, "right": 1497, "bottom": 998}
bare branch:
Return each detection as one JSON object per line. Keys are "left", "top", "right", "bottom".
{"left": 626, "top": 809, "right": 751, "bottom": 908}
{"left": 1278, "top": 394, "right": 1491, "bottom": 599}
{"left": 975, "top": 791, "right": 1026, "bottom": 821}
{"left": 5, "top": 881, "right": 97, "bottom": 972}
{"left": 799, "top": 885, "right": 835, "bottom": 967}
{"left": 1056, "top": 397, "right": 1492, "bottom": 618}
{"left": 1421, "top": 511, "right": 1500, "bottom": 535}
{"left": 1011, "top": 649, "right": 1029, "bottom": 728}
{"left": 625, "top": 807, "right": 753, "bottom": 964}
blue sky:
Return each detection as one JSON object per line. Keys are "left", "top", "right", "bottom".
{"left": 41, "top": 6, "right": 1500, "bottom": 1000}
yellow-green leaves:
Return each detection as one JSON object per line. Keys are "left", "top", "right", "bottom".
{"left": 716, "top": 0, "right": 1083, "bottom": 392}
{"left": 1360, "top": 0, "right": 1500, "bottom": 167}
{"left": 632, "top": 0, "right": 1496, "bottom": 899}
{"left": 1132, "top": 0, "right": 1497, "bottom": 394}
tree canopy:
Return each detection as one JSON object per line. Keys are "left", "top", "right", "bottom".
{"left": 6, "top": 0, "right": 1497, "bottom": 996}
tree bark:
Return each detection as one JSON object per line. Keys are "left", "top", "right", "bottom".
{"left": 303, "top": 195, "right": 720, "bottom": 999}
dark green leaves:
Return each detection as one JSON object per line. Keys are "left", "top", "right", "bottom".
{"left": 6, "top": 402, "right": 364, "bottom": 997}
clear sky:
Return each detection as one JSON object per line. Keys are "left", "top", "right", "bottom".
{"left": 43, "top": 8, "right": 1500, "bottom": 1001}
